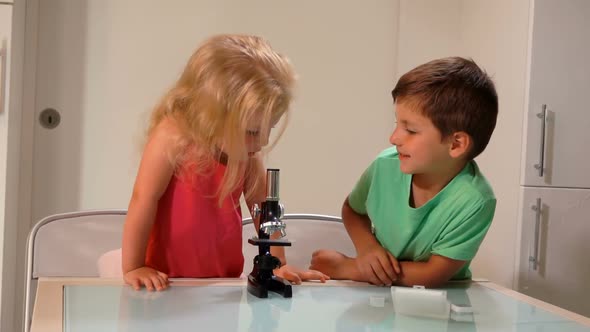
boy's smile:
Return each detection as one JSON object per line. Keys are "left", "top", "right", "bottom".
{"left": 398, "top": 152, "right": 410, "bottom": 161}
{"left": 389, "top": 101, "right": 453, "bottom": 176}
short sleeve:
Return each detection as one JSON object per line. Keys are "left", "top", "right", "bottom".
{"left": 431, "top": 199, "right": 496, "bottom": 261}
{"left": 347, "top": 162, "right": 376, "bottom": 215}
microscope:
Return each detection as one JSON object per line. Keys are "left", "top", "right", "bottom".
{"left": 247, "top": 168, "right": 293, "bottom": 298}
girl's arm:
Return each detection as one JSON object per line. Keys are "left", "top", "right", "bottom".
{"left": 122, "top": 119, "right": 179, "bottom": 275}
{"left": 243, "top": 153, "right": 266, "bottom": 230}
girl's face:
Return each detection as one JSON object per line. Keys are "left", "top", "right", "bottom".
{"left": 243, "top": 112, "right": 283, "bottom": 157}
{"left": 245, "top": 126, "right": 271, "bottom": 156}
{"left": 217, "top": 113, "right": 282, "bottom": 161}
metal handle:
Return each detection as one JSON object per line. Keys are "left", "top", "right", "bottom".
{"left": 0, "top": 44, "right": 5, "bottom": 114}
{"left": 533, "top": 105, "right": 547, "bottom": 177}
{"left": 529, "top": 198, "right": 542, "bottom": 270}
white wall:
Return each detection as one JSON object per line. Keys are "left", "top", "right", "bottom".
{"left": 396, "top": 0, "right": 462, "bottom": 74}
{"left": 263, "top": 2, "right": 398, "bottom": 215}
{"left": 28, "top": 0, "right": 399, "bottom": 223}
{"left": 396, "top": 0, "right": 531, "bottom": 288}
{"left": 1, "top": 1, "right": 25, "bottom": 332}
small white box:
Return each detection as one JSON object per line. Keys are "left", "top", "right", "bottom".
{"left": 450, "top": 304, "right": 473, "bottom": 314}
{"left": 369, "top": 296, "right": 385, "bottom": 307}
{"left": 391, "top": 286, "right": 450, "bottom": 320}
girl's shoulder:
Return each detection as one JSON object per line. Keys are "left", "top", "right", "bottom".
{"left": 151, "top": 117, "right": 182, "bottom": 140}
{"left": 148, "top": 117, "right": 188, "bottom": 157}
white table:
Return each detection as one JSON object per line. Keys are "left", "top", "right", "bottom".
{"left": 31, "top": 277, "right": 590, "bottom": 332}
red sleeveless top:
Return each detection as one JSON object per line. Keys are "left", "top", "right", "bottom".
{"left": 145, "top": 163, "right": 244, "bottom": 277}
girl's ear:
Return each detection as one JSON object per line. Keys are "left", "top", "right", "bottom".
{"left": 449, "top": 131, "right": 471, "bottom": 159}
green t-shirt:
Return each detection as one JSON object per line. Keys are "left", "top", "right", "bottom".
{"left": 348, "top": 147, "right": 496, "bottom": 280}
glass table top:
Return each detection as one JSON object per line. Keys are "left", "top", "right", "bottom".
{"left": 63, "top": 282, "right": 590, "bottom": 332}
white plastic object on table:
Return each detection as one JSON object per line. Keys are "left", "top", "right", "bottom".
{"left": 369, "top": 295, "right": 385, "bottom": 307}
{"left": 450, "top": 303, "right": 474, "bottom": 314}
{"left": 391, "top": 285, "right": 450, "bottom": 319}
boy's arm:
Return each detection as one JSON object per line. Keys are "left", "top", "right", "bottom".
{"left": 342, "top": 198, "right": 378, "bottom": 253}
{"left": 395, "top": 256, "right": 466, "bottom": 288}
{"left": 395, "top": 198, "right": 495, "bottom": 288}
{"left": 342, "top": 198, "right": 401, "bottom": 285}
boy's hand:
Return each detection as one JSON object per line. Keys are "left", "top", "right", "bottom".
{"left": 274, "top": 264, "right": 330, "bottom": 285}
{"left": 356, "top": 244, "right": 401, "bottom": 286}
{"left": 124, "top": 266, "right": 169, "bottom": 291}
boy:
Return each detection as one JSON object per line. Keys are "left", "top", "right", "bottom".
{"left": 310, "top": 57, "right": 498, "bottom": 288}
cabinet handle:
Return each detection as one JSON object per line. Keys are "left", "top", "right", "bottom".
{"left": 533, "top": 105, "right": 547, "bottom": 177}
{"left": 0, "top": 44, "right": 5, "bottom": 114}
{"left": 529, "top": 198, "right": 542, "bottom": 270}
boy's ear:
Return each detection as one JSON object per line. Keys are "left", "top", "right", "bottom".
{"left": 448, "top": 131, "right": 471, "bottom": 159}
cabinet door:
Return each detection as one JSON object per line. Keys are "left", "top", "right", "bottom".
{"left": 522, "top": 0, "right": 590, "bottom": 188}
{"left": 0, "top": 4, "right": 12, "bottom": 198}
{"left": 518, "top": 187, "right": 590, "bottom": 318}
{"left": 0, "top": 3, "right": 12, "bottom": 332}
{"left": 0, "top": 3, "right": 11, "bottom": 114}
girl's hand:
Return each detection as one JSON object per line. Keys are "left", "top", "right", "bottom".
{"left": 124, "top": 266, "right": 169, "bottom": 291}
{"left": 274, "top": 264, "right": 330, "bottom": 285}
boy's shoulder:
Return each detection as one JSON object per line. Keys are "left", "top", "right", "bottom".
{"left": 368, "top": 147, "right": 494, "bottom": 202}
{"left": 367, "top": 147, "right": 402, "bottom": 178}
{"left": 375, "top": 146, "right": 399, "bottom": 160}
{"left": 370, "top": 147, "right": 401, "bottom": 170}
{"left": 448, "top": 161, "right": 495, "bottom": 204}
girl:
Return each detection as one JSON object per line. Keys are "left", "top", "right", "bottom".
{"left": 122, "top": 34, "right": 328, "bottom": 291}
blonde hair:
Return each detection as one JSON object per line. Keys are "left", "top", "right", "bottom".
{"left": 147, "top": 34, "right": 296, "bottom": 204}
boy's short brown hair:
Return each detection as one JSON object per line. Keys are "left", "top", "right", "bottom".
{"left": 391, "top": 57, "right": 498, "bottom": 160}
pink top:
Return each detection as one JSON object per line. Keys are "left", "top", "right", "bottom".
{"left": 145, "top": 162, "right": 244, "bottom": 277}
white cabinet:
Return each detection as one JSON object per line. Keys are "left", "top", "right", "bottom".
{"left": 518, "top": 0, "right": 590, "bottom": 318}
{"left": 0, "top": 2, "right": 13, "bottom": 331}
{"left": 0, "top": 0, "right": 13, "bottom": 232}
{"left": 518, "top": 187, "right": 590, "bottom": 317}
{"left": 521, "top": 0, "right": 590, "bottom": 188}
{"left": 0, "top": 3, "right": 12, "bottom": 147}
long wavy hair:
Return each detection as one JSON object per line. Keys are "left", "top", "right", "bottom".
{"left": 146, "top": 34, "right": 296, "bottom": 204}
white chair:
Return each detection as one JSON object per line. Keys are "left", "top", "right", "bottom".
{"left": 241, "top": 214, "right": 356, "bottom": 275}
{"left": 95, "top": 214, "right": 357, "bottom": 280}
{"left": 23, "top": 210, "right": 126, "bottom": 332}
{"left": 97, "top": 247, "right": 123, "bottom": 277}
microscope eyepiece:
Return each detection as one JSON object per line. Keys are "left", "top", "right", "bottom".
{"left": 266, "top": 169, "right": 280, "bottom": 201}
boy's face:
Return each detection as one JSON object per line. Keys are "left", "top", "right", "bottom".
{"left": 389, "top": 101, "right": 453, "bottom": 175}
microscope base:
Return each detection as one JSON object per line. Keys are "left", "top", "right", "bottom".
{"left": 247, "top": 274, "right": 292, "bottom": 298}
